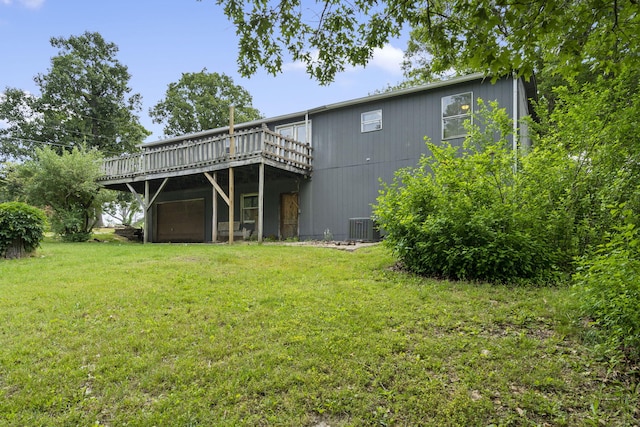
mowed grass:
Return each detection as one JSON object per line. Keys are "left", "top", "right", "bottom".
{"left": 0, "top": 240, "right": 638, "bottom": 426}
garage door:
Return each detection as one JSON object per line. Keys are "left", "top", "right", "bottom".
{"left": 156, "top": 199, "right": 205, "bottom": 243}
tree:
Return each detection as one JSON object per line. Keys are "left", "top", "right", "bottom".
{"left": 150, "top": 70, "right": 262, "bottom": 137}
{"left": 103, "top": 192, "right": 141, "bottom": 226}
{"left": 210, "top": 0, "right": 639, "bottom": 84}
{"left": 0, "top": 162, "right": 32, "bottom": 203}
{"left": 22, "top": 146, "right": 109, "bottom": 242}
{"left": 0, "top": 31, "right": 149, "bottom": 161}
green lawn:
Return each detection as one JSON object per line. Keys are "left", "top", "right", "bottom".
{"left": 0, "top": 241, "right": 637, "bottom": 426}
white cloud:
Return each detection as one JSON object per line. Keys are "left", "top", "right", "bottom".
{"left": 21, "top": 0, "right": 44, "bottom": 9}
{"left": 282, "top": 59, "right": 308, "bottom": 73}
{"left": 1, "top": 0, "right": 45, "bottom": 9}
{"left": 282, "top": 43, "right": 404, "bottom": 76}
{"left": 368, "top": 44, "right": 404, "bottom": 75}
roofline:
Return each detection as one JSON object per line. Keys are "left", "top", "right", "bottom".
{"left": 142, "top": 73, "right": 489, "bottom": 147}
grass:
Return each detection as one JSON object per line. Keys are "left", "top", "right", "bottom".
{"left": 0, "top": 238, "right": 638, "bottom": 426}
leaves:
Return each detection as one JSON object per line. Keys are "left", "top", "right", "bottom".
{"left": 373, "top": 100, "right": 558, "bottom": 282}
{"left": 0, "top": 202, "right": 47, "bottom": 257}
{"left": 149, "top": 70, "right": 262, "bottom": 137}
{"left": 20, "top": 146, "right": 109, "bottom": 241}
{"left": 0, "top": 31, "right": 149, "bottom": 161}
{"left": 208, "top": 0, "right": 639, "bottom": 85}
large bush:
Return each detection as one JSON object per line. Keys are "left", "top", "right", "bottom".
{"left": 574, "top": 209, "right": 640, "bottom": 361}
{"left": 26, "top": 146, "right": 108, "bottom": 242}
{"left": 374, "top": 100, "right": 559, "bottom": 282}
{"left": 0, "top": 201, "right": 47, "bottom": 259}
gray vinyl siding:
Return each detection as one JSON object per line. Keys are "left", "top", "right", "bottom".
{"left": 298, "top": 77, "right": 518, "bottom": 241}
{"left": 140, "top": 75, "right": 527, "bottom": 242}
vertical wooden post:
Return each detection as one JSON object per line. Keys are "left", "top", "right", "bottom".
{"left": 229, "top": 105, "right": 235, "bottom": 244}
{"left": 229, "top": 105, "right": 235, "bottom": 156}
{"left": 143, "top": 180, "right": 150, "bottom": 244}
{"left": 258, "top": 162, "right": 264, "bottom": 243}
{"left": 212, "top": 172, "right": 218, "bottom": 242}
{"left": 229, "top": 167, "right": 235, "bottom": 244}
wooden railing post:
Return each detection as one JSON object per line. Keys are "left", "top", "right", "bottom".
{"left": 100, "top": 126, "right": 313, "bottom": 184}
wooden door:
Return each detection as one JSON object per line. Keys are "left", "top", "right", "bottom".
{"left": 280, "top": 192, "right": 298, "bottom": 240}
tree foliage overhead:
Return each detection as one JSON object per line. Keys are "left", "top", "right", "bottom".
{"left": 149, "top": 70, "right": 262, "bottom": 137}
{"left": 0, "top": 31, "right": 149, "bottom": 161}
{"left": 210, "top": 0, "right": 639, "bottom": 83}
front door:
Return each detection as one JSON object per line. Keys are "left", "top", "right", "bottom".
{"left": 280, "top": 192, "right": 298, "bottom": 240}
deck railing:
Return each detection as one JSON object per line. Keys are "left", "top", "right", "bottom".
{"left": 100, "top": 127, "right": 313, "bottom": 180}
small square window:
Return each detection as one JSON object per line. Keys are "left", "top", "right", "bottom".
{"left": 361, "top": 110, "right": 382, "bottom": 133}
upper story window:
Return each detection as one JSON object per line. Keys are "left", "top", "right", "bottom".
{"left": 442, "top": 92, "right": 473, "bottom": 139}
{"left": 361, "top": 110, "right": 382, "bottom": 133}
{"left": 275, "top": 121, "right": 311, "bottom": 144}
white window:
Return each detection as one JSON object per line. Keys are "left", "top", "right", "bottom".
{"left": 241, "top": 193, "right": 258, "bottom": 224}
{"left": 275, "top": 121, "right": 311, "bottom": 144}
{"left": 361, "top": 110, "right": 382, "bottom": 133}
{"left": 442, "top": 92, "right": 473, "bottom": 139}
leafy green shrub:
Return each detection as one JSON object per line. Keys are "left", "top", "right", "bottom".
{"left": 574, "top": 207, "right": 640, "bottom": 361}
{"left": 50, "top": 205, "right": 93, "bottom": 242}
{"left": 374, "top": 100, "right": 558, "bottom": 282}
{"left": 26, "top": 146, "right": 107, "bottom": 242}
{"left": 0, "top": 201, "right": 47, "bottom": 258}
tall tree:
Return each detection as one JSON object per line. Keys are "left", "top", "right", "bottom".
{"left": 209, "top": 0, "right": 638, "bottom": 83}
{"left": 0, "top": 31, "right": 149, "bottom": 161}
{"left": 150, "top": 70, "right": 262, "bottom": 137}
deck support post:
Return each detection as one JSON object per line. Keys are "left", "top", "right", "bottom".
{"left": 127, "top": 178, "right": 168, "bottom": 244}
{"left": 143, "top": 181, "right": 150, "bottom": 244}
{"left": 258, "top": 162, "right": 264, "bottom": 243}
{"left": 205, "top": 171, "right": 233, "bottom": 243}
{"left": 212, "top": 173, "right": 218, "bottom": 242}
{"left": 229, "top": 106, "right": 235, "bottom": 244}
{"left": 229, "top": 167, "right": 234, "bottom": 244}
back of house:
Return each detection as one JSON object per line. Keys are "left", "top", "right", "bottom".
{"left": 99, "top": 73, "right": 536, "bottom": 243}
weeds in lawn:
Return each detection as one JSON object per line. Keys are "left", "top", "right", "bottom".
{"left": 0, "top": 239, "right": 638, "bottom": 425}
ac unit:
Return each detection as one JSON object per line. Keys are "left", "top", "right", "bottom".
{"left": 348, "top": 218, "right": 380, "bottom": 242}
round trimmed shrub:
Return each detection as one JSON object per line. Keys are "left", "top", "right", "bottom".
{"left": 0, "top": 202, "right": 47, "bottom": 259}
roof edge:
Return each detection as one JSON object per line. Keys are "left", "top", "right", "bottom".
{"left": 142, "top": 73, "right": 489, "bottom": 148}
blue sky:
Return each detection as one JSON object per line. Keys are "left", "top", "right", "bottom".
{"left": 0, "top": 0, "right": 408, "bottom": 142}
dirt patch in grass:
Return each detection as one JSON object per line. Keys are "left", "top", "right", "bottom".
{"left": 276, "top": 240, "right": 381, "bottom": 252}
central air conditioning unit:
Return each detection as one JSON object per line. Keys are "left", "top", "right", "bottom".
{"left": 348, "top": 217, "right": 380, "bottom": 242}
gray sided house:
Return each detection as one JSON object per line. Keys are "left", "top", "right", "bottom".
{"left": 98, "top": 73, "right": 536, "bottom": 243}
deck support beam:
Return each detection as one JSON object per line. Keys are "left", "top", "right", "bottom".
{"left": 205, "top": 171, "right": 233, "bottom": 243}
{"left": 127, "top": 178, "right": 168, "bottom": 244}
{"left": 228, "top": 106, "right": 235, "bottom": 244}
{"left": 229, "top": 168, "right": 234, "bottom": 244}
{"left": 258, "top": 162, "right": 264, "bottom": 243}
{"left": 211, "top": 173, "right": 218, "bottom": 242}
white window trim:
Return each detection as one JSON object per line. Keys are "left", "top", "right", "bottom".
{"left": 361, "top": 109, "right": 382, "bottom": 133}
{"left": 442, "top": 92, "right": 473, "bottom": 140}
{"left": 275, "top": 120, "right": 312, "bottom": 145}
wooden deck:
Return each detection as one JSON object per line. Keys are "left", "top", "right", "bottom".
{"left": 99, "top": 126, "right": 313, "bottom": 185}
